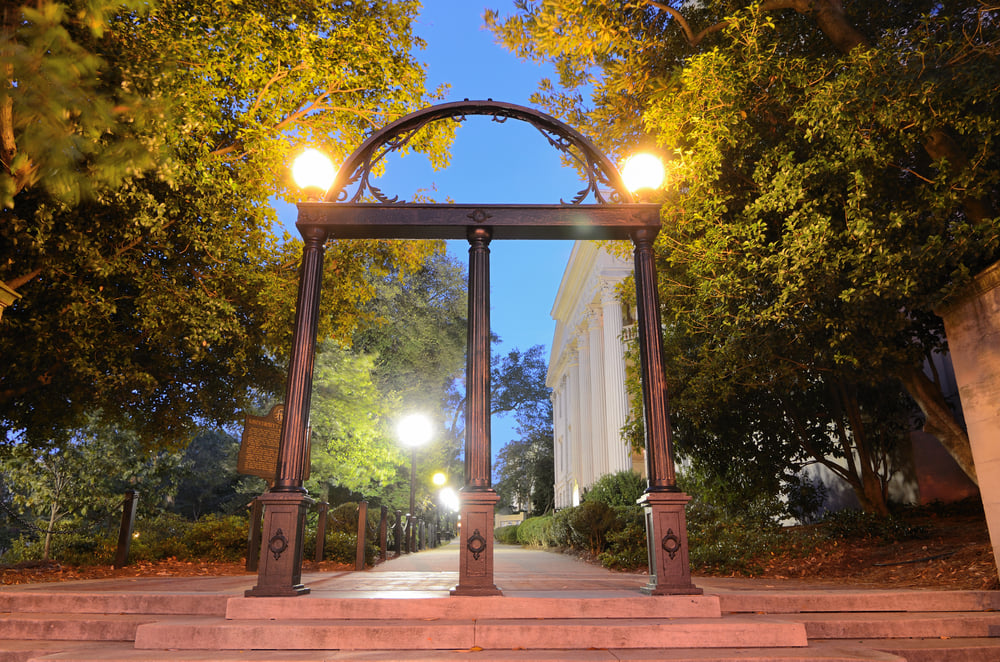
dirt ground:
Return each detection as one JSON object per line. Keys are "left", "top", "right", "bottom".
{"left": 749, "top": 510, "right": 999, "bottom": 590}
{"left": 2, "top": 511, "right": 997, "bottom": 590}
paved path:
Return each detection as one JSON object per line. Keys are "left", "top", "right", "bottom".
{"left": 0, "top": 539, "right": 868, "bottom": 597}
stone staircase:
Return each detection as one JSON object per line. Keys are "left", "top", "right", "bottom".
{"left": 2, "top": 588, "right": 999, "bottom": 661}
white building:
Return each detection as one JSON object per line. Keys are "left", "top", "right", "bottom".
{"left": 547, "top": 241, "right": 645, "bottom": 509}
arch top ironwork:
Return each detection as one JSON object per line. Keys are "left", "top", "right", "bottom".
{"left": 326, "top": 99, "right": 633, "bottom": 206}
{"left": 299, "top": 100, "right": 661, "bottom": 242}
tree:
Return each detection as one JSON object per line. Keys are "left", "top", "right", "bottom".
{"left": 305, "top": 342, "right": 403, "bottom": 495}
{"left": 492, "top": 345, "right": 555, "bottom": 516}
{"left": 1, "top": 0, "right": 450, "bottom": 449}
{"left": 171, "top": 430, "right": 264, "bottom": 519}
{"left": 489, "top": 1, "right": 1000, "bottom": 509}
{"left": 299, "top": 252, "right": 468, "bottom": 509}
{"left": 0, "top": 422, "right": 181, "bottom": 559}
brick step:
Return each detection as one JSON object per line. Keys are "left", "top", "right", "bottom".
{"left": 848, "top": 637, "right": 1000, "bottom": 662}
{"left": 0, "top": 641, "right": 110, "bottom": 662}
{"left": 0, "top": 592, "right": 229, "bottom": 616}
{"left": 718, "top": 591, "right": 1000, "bottom": 615}
{"left": 17, "top": 640, "right": 906, "bottom": 662}
{"left": 132, "top": 616, "right": 808, "bottom": 651}
{"left": 788, "top": 611, "right": 1000, "bottom": 639}
{"left": 0, "top": 613, "right": 167, "bottom": 642}
{"left": 225, "top": 595, "right": 722, "bottom": 620}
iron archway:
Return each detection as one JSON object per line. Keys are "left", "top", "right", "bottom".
{"left": 247, "top": 100, "right": 700, "bottom": 598}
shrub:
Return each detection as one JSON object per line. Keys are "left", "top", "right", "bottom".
{"left": 183, "top": 515, "right": 249, "bottom": 562}
{"left": 598, "top": 505, "right": 646, "bottom": 571}
{"left": 549, "top": 508, "right": 574, "bottom": 547}
{"left": 493, "top": 524, "right": 520, "bottom": 545}
{"left": 584, "top": 471, "right": 646, "bottom": 509}
{"left": 516, "top": 515, "right": 553, "bottom": 547}
{"left": 1, "top": 531, "right": 117, "bottom": 566}
{"left": 567, "top": 501, "right": 616, "bottom": 556}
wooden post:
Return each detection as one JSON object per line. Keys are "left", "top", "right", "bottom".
{"left": 354, "top": 500, "right": 368, "bottom": 571}
{"left": 378, "top": 505, "right": 388, "bottom": 563}
{"left": 394, "top": 509, "right": 402, "bottom": 557}
{"left": 113, "top": 490, "right": 139, "bottom": 569}
{"left": 246, "top": 497, "right": 263, "bottom": 571}
{"left": 314, "top": 501, "right": 328, "bottom": 563}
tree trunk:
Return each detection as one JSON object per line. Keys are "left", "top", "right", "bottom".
{"left": 42, "top": 501, "right": 58, "bottom": 562}
{"left": 899, "top": 365, "right": 978, "bottom": 485}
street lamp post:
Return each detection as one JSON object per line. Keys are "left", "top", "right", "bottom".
{"left": 398, "top": 413, "right": 432, "bottom": 553}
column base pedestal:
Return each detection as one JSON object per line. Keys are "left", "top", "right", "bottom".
{"left": 638, "top": 490, "right": 702, "bottom": 596}
{"left": 245, "top": 491, "right": 313, "bottom": 598}
{"left": 451, "top": 489, "right": 502, "bottom": 596}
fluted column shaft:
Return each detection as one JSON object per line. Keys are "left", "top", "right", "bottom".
{"left": 275, "top": 225, "right": 328, "bottom": 489}
{"left": 631, "top": 228, "right": 677, "bottom": 491}
{"left": 465, "top": 227, "right": 492, "bottom": 489}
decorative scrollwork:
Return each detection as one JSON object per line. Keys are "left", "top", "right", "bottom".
{"left": 268, "top": 528, "right": 289, "bottom": 561}
{"left": 661, "top": 528, "right": 681, "bottom": 561}
{"left": 467, "top": 529, "right": 488, "bottom": 561}
{"left": 326, "top": 100, "right": 632, "bottom": 206}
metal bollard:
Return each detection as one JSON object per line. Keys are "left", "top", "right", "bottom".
{"left": 378, "top": 505, "right": 388, "bottom": 563}
{"left": 314, "top": 501, "right": 329, "bottom": 563}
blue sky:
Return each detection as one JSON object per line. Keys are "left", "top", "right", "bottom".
{"left": 277, "top": 1, "right": 591, "bottom": 461}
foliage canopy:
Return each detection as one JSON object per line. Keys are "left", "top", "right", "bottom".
{"left": 490, "top": 0, "right": 1000, "bottom": 511}
{"left": 1, "top": 0, "right": 451, "bottom": 448}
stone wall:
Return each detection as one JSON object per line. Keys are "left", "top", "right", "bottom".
{"left": 937, "top": 260, "right": 1000, "bottom": 571}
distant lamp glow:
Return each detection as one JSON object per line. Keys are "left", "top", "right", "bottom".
{"left": 622, "top": 153, "right": 665, "bottom": 193}
{"left": 439, "top": 486, "right": 460, "bottom": 513}
{"left": 432, "top": 472, "right": 447, "bottom": 486}
{"left": 292, "top": 149, "right": 336, "bottom": 194}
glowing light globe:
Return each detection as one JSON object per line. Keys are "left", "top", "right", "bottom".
{"left": 621, "top": 153, "right": 666, "bottom": 193}
{"left": 292, "top": 149, "right": 336, "bottom": 193}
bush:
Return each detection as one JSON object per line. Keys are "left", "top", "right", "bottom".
{"left": 549, "top": 508, "right": 574, "bottom": 547}
{"left": 567, "top": 501, "right": 616, "bottom": 556}
{"left": 183, "top": 515, "right": 249, "bottom": 562}
{"left": 598, "top": 505, "right": 646, "bottom": 570}
{"left": 494, "top": 524, "right": 520, "bottom": 545}
{"left": 321, "top": 530, "right": 377, "bottom": 566}
{"left": 516, "top": 515, "right": 554, "bottom": 547}
{"left": 584, "top": 471, "right": 646, "bottom": 509}
{"left": 1, "top": 531, "right": 117, "bottom": 566}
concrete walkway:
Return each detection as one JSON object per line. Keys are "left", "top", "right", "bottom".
{"left": 0, "top": 539, "right": 920, "bottom": 598}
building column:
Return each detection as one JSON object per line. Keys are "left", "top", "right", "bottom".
{"left": 600, "top": 280, "right": 630, "bottom": 474}
{"left": 567, "top": 348, "right": 583, "bottom": 493}
{"left": 575, "top": 332, "right": 595, "bottom": 488}
{"left": 586, "top": 305, "right": 608, "bottom": 480}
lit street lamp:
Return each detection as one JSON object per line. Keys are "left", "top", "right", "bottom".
{"left": 398, "top": 413, "right": 433, "bottom": 551}
{"left": 621, "top": 152, "right": 666, "bottom": 194}
{"left": 291, "top": 149, "right": 337, "bottom": 196}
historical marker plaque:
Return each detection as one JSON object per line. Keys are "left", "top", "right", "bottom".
{"left": 238, "top": 405, "right": 310, "bottom": 480}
